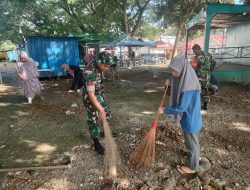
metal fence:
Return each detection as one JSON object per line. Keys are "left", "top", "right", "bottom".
{"left": 187, "top": 46, "right": 250, "bottom": 60}
{"left": 209, "top": 46, "right": 250, "bottom": 59}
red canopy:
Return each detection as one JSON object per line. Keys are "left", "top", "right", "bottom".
{"left": 149, "top": 40, "right": 174, "bottom": 50}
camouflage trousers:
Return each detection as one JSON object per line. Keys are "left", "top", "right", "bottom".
{"left": 199, "top": 80, "right": 210, "bottom": 103}
{"left": 83, "top": 93, "right": 111, "bottom": 138}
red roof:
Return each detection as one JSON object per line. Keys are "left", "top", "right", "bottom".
{"left": 181, "top": 34, "right": 223, "bottom": 54}
{"left": 149, "top": 40, "right": 174, "bottom": 50}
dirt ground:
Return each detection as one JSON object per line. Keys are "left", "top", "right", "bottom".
{"left": 0, "top": 62, "right": 249, "bottom": 190}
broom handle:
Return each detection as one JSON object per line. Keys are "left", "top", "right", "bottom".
{"left": 154, "top": 79, "right": 170, "bottom": 122}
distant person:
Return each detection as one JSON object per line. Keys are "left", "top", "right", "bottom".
{"left": 210, "top": 73, "right": 221, "bottom": 95}
{"left": 16, "top": 52, "right": 44, "bottom": 104}
{"left": 131, "top": 50, "right": 136, "bottom": 66}
{"left": 159, "top": 55, "right": 202, "bottom": 174}
{"left": 192, "top": 44, "right": 216, "bottom": 110}
{"left": 61, "top": 64, "right": 83, "bottom": 93}
{"left": 110, "top": 51, "right": 120, "bottom": 80}
{"left": 84, "top": 54, "right": 95, "bottom": 65}
{"left": 209, "top": 58, "right": 220, "bottom": 95}
{"left": 131, "top": 50, "right": 135, "bottom": 59}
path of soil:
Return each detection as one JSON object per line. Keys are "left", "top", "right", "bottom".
{"left": 0, "top": 62, "right": 249, "bottom": 190}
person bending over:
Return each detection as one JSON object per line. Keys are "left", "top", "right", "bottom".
{"left": 62, "top": 64, "right": 83, "bottom": 93}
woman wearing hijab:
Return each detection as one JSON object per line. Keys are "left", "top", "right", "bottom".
{"left": 84, "top": 54, "right": 95, "bottom": 65}
{"left": 16, "top": 52, "right": 44, "bottom": 104}
{"left": 159, "top": 55, "right": 202, "bottom": 174}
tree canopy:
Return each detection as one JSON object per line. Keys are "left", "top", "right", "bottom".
{"left": 0, "top": 0, "right": 243, "bottom": 50}
{"left": 0, "top": 0, "right": 153, "bottom": 44}
{"left": 153, "top": 0, "right": 235, "bottom": 57}
{"left": 0, "top": 40, "right": 16, "bottom": 51}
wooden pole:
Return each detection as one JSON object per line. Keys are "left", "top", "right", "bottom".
{"left": 0, "top": 70, "right": 2, "bottom": 84}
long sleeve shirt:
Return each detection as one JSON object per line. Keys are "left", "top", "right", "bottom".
{"left": 164, "top": 90, "right": 202, "bottom": 133}
{"left": 69, "top": 65, "right": 81, "bottom": 75}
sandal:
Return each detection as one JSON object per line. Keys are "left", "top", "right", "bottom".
{"left": 177, "top": 165, "right": 196, "bottom": 174}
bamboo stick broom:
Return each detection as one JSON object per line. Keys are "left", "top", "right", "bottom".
{"left": 129, "top": 79, "right": 170, "bottom": 167}
{"left": 103, "top": 120, "right": 120, "bottom": 180}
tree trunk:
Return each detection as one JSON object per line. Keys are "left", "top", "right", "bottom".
{"left": 171, "top": 22, "right": 184, "bottom": 59}
{"left": 131, "top": 0, "right": 150, "bottom": 37}
{"left": 123, "top": 1, "right": 129, "bottom": 34}
{"left": 124, "top": 14, "right": 129, "bottom": 34}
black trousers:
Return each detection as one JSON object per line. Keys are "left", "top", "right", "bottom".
{"left": 70, "top": 70, "right": 83, "bottom": 90}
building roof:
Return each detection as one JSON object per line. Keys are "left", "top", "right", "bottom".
{"left": 149, "top": 40, "right": 174, "bottom": 50}
{"left": 187, "top": 4, "right": 250, "bottom": 29}
{"left": 180, "top": 34, "right": 223, "bottom": 53}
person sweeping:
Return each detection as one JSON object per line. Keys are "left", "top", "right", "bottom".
{"left": 129, "top": 80, "right": 170, "bottom": 167}
{"left": 158, "top": 55, "right": 202, "bottom": 174}
{"left": 82, "top": 51, "right": 112, "bottom": 154}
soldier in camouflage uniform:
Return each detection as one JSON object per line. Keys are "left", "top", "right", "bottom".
{"left": 192, "top": 44, "right": 216, "bottom": 110}
{"left": 82, "top": 52, "right": 112, "bottom": 154}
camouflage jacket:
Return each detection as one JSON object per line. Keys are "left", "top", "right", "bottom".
{"left": 194, "top": 51, "right": 216, "bottom": 81}
{"left": 84, "top": 62, "right": 104, "bottom": 96}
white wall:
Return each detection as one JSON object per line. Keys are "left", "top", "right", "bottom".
{"left": 225, "top": 21, "right": 250, "bottom": 65}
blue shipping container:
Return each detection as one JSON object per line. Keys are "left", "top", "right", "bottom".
{"left": 26, "top": 36, "right": 80, "bottom": 77}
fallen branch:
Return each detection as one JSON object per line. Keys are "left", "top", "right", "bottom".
{"left": 0, "top": 164, "right": 71, "bottom": 173}
{"left": 16, "top": 176, "right": 29, "bottom": 180}
{"left": 155, "top": 141, "right": 167, "bottom": 147}
{"left": 213, "top": 95, "right": 233, "bottom": 101}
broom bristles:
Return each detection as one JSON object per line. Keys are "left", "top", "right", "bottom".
{"left": 129, "top": 127, "right": 156, "bottom": 167}
{"left": 130, "top": 81, "right": 169, "bottom": 168}
{"left": 103, "top": 120, "right": 120, "bottom": 180}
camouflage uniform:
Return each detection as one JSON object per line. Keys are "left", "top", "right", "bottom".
{"left": 82, "top": 62, "right": 111, "bottom": 138}
{"left": 194, "top": 52, "right": 216, "bottom": 103}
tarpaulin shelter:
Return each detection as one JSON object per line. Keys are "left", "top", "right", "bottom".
{"left": 186, "top": 3, "right": 250, "bottom": 83}
{"left": 148, "top": 40, "right": 174, "bottom": 59}
{"left": 186, "top": 4, "right": 250, "bottom": 54}
{"left": 107, "top": 35, "right": 149, "bottom": 60}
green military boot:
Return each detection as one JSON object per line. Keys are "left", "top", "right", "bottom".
{"left": 202, "top": 102, "right": 208, "bottom": 110}
{"left": 92, "top": 138, "right": 105, "bottom": 155}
